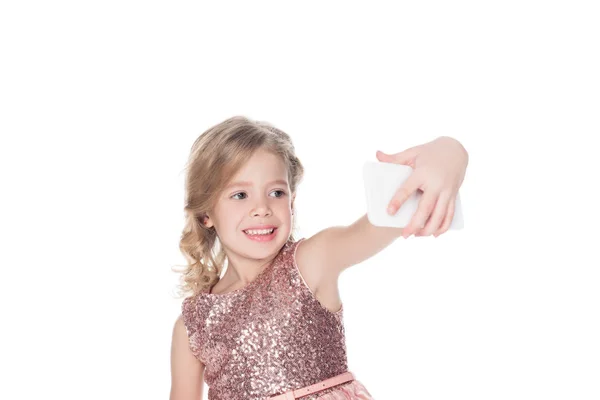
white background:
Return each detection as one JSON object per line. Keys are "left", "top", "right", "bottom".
{"left": 1, "top": 1, "right": 599, "bottom": 399}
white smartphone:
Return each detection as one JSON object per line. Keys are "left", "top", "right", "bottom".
{"left": 363, "top": 161, "right": 464, "bottom": 230}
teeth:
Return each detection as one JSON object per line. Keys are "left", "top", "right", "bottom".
{"left": 245, "top": 228, "right": 274, "bottom": 235}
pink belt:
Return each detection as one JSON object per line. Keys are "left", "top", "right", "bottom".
{"left": 269, "top": 371, "right": 355, "bottom": 399}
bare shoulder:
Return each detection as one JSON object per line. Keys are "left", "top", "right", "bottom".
{"left": 170, "top": 315, "right": 204, "bottom": 400}
{"left": 295, "top": 233, "right": 342, "bottom": 314}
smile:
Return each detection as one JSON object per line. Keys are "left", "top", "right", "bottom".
{"left": 243, "top": 228, "right": 277, "bottom": 241}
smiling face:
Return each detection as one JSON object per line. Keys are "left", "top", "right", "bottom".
{"left": 204, "top": 148, "right": 295, "bottom": 267}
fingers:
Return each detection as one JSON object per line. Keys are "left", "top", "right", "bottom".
{"left": 402, "top": 191, "right": 437, "bottom": 238}
{"left": 387, "top": 173, "right": 421, "bottom": 215}
{"left": 416, "top": 191, "right": 451, "bottom": 237}
{"left": 433, "top": 195, "right": 456, "bottom": 237}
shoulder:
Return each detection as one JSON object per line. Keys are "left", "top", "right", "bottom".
{"left": 181, "top": 295, "right": 203, "bottom": 336}
{"left": 181, "top": 295, "right": 197, "bottom": 317}
{"left": 170, "top": 315, "right": 205, "bottom": 398}
{"left": 173, "top": 314, "right": 189, "bottom": 341}
{"left": 293, "top": 233, "right": 338, "bottom": 295}
{"left": 179, "top": 296, "right": 208, "bottom": 361}
{"left": 293, "top": 233, "right": 343, "bottom": 313}
{"left": 172, "top": 313, "right": 203, "bottom": 363}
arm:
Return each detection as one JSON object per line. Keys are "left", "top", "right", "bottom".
{"left": 301, "top": 136, "right": 468, "bottom": 281}
{"left": 303, "top": 214, "right": 404, "bottom": 279}
{"left": 170, "top": 316, "right": 204, "bottom": 400}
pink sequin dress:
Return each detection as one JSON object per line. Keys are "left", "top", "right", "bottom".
{"left": 181, "top": 238, "right": 374, "bottom": 400}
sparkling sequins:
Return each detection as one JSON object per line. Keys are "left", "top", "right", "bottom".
{"left": 181, "top": 239, "right": 370, "bottom": 400}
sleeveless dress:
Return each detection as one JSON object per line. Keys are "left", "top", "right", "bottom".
{"left": 181, "top": 238, "right": 374, "bottom": 400}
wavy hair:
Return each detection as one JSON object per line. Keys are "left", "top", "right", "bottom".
{"left": 172, "top": 116, "right": 304, "bottom": 298}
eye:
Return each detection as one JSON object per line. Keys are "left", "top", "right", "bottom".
{"left": 231, "top": 192, "right": 247, "bottom": 200}
{"left": 231, "top": 190, "right": 286, "bottom": 200}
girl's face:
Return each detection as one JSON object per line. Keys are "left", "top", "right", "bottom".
{"left": 205, "top": 148, "right": 294, "bottom": 262}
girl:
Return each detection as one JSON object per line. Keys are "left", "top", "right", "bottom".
{"left": 170, "top": 116, "right": 468, "bottom": 400}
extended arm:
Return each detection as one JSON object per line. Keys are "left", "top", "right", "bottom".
{"left": 302, "top": 136, "right": 468, "bottom": 279}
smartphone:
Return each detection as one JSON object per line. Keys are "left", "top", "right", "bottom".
{"left": 363, "top": 161, "right": 464, "bottom": 230}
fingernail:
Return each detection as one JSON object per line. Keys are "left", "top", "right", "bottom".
{"left": 387, "top": 205, "right": 396, "bottom": 215}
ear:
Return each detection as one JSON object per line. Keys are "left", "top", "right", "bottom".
{"left": 203, "top": 214, "right": 214, "bottom": 228}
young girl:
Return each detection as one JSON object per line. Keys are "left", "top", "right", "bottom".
{"left": 171, "top": 116, "right": 468, "bottom": 400}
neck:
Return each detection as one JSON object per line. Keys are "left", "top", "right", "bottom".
{"left": 223, "top": 252, "right": 277, "bottom": 284}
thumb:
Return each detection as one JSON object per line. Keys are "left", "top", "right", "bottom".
{"left": 375, "top": 150, "right": 391, "bottom": 161}
{"left": 376, "top": 146, "right": 420, "bottom": 166}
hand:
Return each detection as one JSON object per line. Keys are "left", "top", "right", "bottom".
{"left": 376, "top": 136, "right": 468, "bottom": 238}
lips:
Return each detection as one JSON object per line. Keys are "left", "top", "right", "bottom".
{"left": 243, "top": 227, "right": 278, "bottom": 242}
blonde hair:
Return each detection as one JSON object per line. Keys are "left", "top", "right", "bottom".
{"left": 173, "top": 116, "right": 304, "bottom": 298}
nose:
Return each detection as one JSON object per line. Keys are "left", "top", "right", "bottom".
{"left": 250, "top": 199, "right": 272, "bottom": 218}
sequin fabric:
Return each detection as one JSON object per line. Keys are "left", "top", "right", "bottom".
{"left": 181, "top": 238, "right": 372, "bottom": 400}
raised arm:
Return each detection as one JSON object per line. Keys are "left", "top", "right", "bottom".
{"left": 170, "top": 315, "right": 204, "bottom": 400}
{"left": 299, "top": 136, "right": 468, "bottom": 282}
{"left": 303, "top": 214, "right": 404, "bottom": 274}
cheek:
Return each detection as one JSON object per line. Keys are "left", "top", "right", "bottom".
{"left": 280, "top": 205, "right": 293, "bottom": 221}
{"left": 213, "top": 202, "right": 242, "bottom": 224}
{"left": 225, "top": 207, "right": 245, "bottom": 221}
{"left": 276, "top": 200, "right": 292, "bottom": 212}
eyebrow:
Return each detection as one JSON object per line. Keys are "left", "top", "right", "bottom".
{"left": 225, "top": 179, "right": 289, "bottom": 190}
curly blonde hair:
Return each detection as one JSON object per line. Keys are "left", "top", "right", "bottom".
{"left": 172, "top": 116, "right": 305, "bottom": 298}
